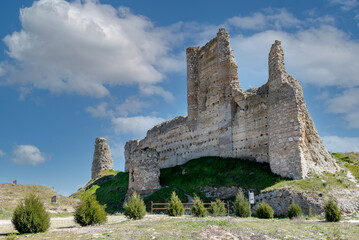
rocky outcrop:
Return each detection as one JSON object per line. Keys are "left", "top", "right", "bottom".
{"left": 91, "top": 137, "right": 114, "bottom": 179}
{"left": 252, "top": 188, "right": 359, "bottom": 216}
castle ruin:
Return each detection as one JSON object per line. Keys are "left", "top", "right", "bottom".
{"left": 92, "top": 137, "right": 114, "bottom": 179}
{"left": 125, "top": 28, "right": 338, "bottom": 196}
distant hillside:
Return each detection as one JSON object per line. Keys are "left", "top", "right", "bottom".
{"left": 0, "top": 183, "right": 79, "bottom": 219}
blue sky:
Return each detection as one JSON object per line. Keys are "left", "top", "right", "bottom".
{"left": 1, "top": 0, "right": 359, "bottom": 196}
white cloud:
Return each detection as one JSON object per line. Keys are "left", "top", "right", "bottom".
{"left": 329, "top": 0, "right": 358, "bottom": 11}
{"left": 86, "top": 102, "right": 110, "bottom": 118}
{"left": 2, "top": 0, "right": 179, "bottom": 98}
{"left": 230, "top": 25, "right": 359, "bottom": 89}
{"left": 11, "top": 145, "right": 47, "bottom": 165}
{"left": 323, "top": 136, "right": 359, "bottom": 152}
{"left": 87, "top": 96, "right": 149, "bottom": 118}
{"left": 111, "top": 116, "right": 165, "bottom": 138}
{"left": 0, "top": 149, "right": 5, "bottom": 157}
{"left": 227, "top": 9, "right": 300, "bottom": 30}
{"left": 325, "top": 88, "right": 359, "bottom": 128}
{"left": 139, "top": 84, "right": 174, "bottom": 102}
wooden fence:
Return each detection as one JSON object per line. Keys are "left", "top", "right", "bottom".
{"left": 151, "top": 201, "right": 230, "bottom": 216}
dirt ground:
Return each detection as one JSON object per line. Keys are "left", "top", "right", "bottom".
{"left": 1, "top": 215, "right": 358, "bottom": 240}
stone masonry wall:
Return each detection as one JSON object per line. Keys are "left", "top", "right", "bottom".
{"left": 91, "top": 137, "right": 114, "bottom": 179}
{"left": 124, "top": 28, "right": 338, "bottom": 195}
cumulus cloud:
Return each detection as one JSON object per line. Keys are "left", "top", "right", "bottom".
{"left": 230, "top": 25, "right": 359, "bottom": 89}
{"left": 111, "top": 116, "right": 165, "bottom": 138}
{"left": 87, "top": 96, "right": 149, "bottom": 118}
{"left": 11, "top": 145, "right": 47, "bottom": 165}
{"left": 0, "top": 149, "right": 5, "bottom": 157}
{"left": 329, "top": 0, "right": 358, "bottom": 11}
{"left": 325, "top": 88, "right": 359, "bottom": 128}
{"left": 139, "top": 84, "right": 174, "bottom": 102}
{"left": 227, "top": 8, "right": 300, "bottom": 30}
{"left": 2, "top": 0, "right": 179, "bottom": 98}
{"left": 323, "top": 135, "right": 359, "bottom": 152}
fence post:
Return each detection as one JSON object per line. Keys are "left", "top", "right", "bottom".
{"left": 151, "top": 201, "right": 153, "bottom": 215}
{"left": 227, "top": 201, "right": 229, "bottom": 216}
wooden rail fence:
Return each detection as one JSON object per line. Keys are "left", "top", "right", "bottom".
{"left": 151, "top": 201, "right": 230, "bottom": 216}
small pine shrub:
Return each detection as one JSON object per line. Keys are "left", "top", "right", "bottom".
{"left": 191, "top": 195, "right": 208, "bottom": 217}
{"left": 211, "top": 199, "right": 227, "bottom": 217}
{"left": 287, "top": 202, "right": 302, "bottom": 219}
{"left": 5, "top": 233, "right": 18, "bottom": 240}
{"left": 234, "top": 191, "right": 251, "bottom": 217}
{"left": 124, "top": 191, "right": 146, "bottom": 220}
{"left": 256, "top": 201, "right": 274, "bottom": 219}
{"left": 324, "top": 199, "right": 341, "bottom": 222}
{"left": 74, "top": 195, "right": 107, "bottom": 226}
{"left": 167, "top": 191, "right": 185, "bottom": 216}
{"left": 11, "top": 194, "right": 50, "bottom": 234}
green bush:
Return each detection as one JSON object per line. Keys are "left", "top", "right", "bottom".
{"left": 324, "top": 199, "right": 341, "bottom": 222}
{"left": 74, "top": 195, "right": 107, "bottom": 226}
{"left": 211, "top": 199, "right": 227, "bottom": 217}
{"left": 191, "top": 195, "right": 208, "bottom": 217}
{"left": 11, "top": 194, "right": 50, "bottom": 234}
{"left": 5, "top": 233, "right": 18, "bottom": 240}
{"left": 287, "top": 202, "right": 302, "bottom": 219}
{"left": 234, "top": 191, "right": 251, "bottom": 217}
{"left": 167, "top": 191, "right": 185, "bottom": 216}
{"left": 256, "top": 201, "right": 274, "bottom": 219}
{"left": 124, "top": 191, "right": 146, "bottom": 220}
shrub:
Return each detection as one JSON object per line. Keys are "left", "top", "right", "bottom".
{"left": 11, "top": 194, "right": 50, "bottom": 234}
{"left": 168, "top": 191, "right": 185, "bottom": 216}
{"left": 191, "top": 195, "right": 208, "bottom": 217}
{"left": 234, "top": 191, "right": 251, "bottom": 217}
{"left": 211, "top": 199, "right": 227, "bottom": 217}
{"left": 124, "top": 191, "right": 146, "bottom": 220}
{"left": 5, "top": 233, "right": 18, "bottom": 240}
{"left": 74, "top": 195, "right": 107, "bottom": 226}
{"left": 256, "top": 201, "right": 274, "bottom": 219}
{"left": 287, "top": 202, "right": 302, "bottom": 219}
{"left": 324, "top": 199, "right": 341, "bottom": 222}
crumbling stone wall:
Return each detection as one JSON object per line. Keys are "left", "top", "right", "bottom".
{"left": 124, "top": 28, "right": 338, "bottom": 194}
{"left": 126, "top": 141, "right": 160, "bottom": 196}
{"left": 91, "top": 137, "right": 114, "bottom": 179}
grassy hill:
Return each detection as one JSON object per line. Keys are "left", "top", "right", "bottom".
{"left": 0, "top": 183, "right": 79, "bottom": 219}
{"left": 71, "top": 153, "right": 359, "bottom": 214}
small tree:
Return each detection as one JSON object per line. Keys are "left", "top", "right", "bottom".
{"left": 234, "top": 191, "right": 251, "bottom": 217}
{"left": 191, "top": 195, "right": 208, "bottom": 217}
{"left": 74, "top": 195, "right": 107, "bottom": 226}
{"left": 287, "top": 201, "right": 302, "bottom": 219}
{"left": 211, "top": 199, "right": 227, "bottom": 217}
{"left": 12, "top": 194, "right": 50, "bottom": 234}
{"left": 256, "top": 201, "right": 274, "bottom": 219}
{"left": 124, "top": 191, "right": 146, "bottom": 220}
{"left": 168, "top": 191, "right": 185, "bottom": 216}
{"left": 324, "top": 199, "right": 341, "bottom": 222}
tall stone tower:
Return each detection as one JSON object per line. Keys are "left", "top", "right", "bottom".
{"left": 91, "top": 137, "right": 114, "bottom": 179}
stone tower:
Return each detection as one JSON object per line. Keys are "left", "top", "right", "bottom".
{"left": 91, "top": 137, "right": 114, "bottom": 179}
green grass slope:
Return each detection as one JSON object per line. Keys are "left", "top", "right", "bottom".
{"left": 332, "top": 152, "right": 359, "bottom": 181}
{"left": 72, "top": 153, "right": 359, "bottom": 214}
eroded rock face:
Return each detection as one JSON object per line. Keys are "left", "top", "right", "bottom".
{"left": 252, "top": 188, "right": 359, "bottom": 216}
{"left": 124, "top": 28, "right": 338, "bottom": 196}
{"left": 91, "top": 137, "right": 114, "bottom": 179}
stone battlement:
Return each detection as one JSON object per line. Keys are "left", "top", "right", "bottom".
{"left": 124, "top": 28, "right": 338, "bottom": 196}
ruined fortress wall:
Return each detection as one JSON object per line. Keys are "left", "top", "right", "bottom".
{"left": 125, "top": 29, "right": 338, "bottom": 191}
